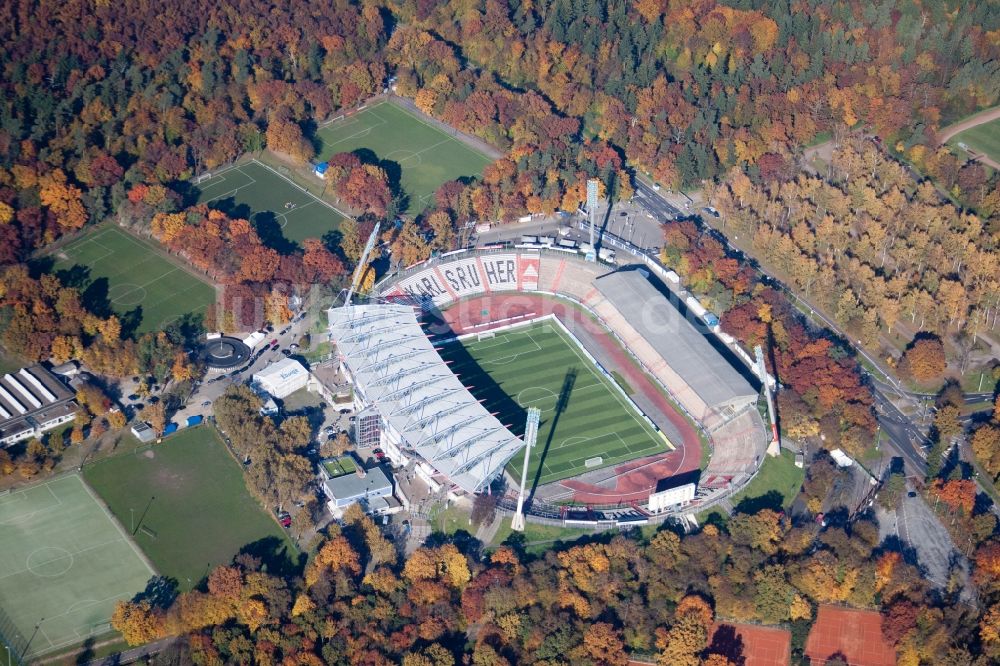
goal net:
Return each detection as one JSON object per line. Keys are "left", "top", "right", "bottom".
{"left": 477, "top": 331, "right": 496, "bottom": 342}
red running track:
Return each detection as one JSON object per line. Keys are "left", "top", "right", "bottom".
{"left": 441, "top": 293, "right": 702, "bottom": 504}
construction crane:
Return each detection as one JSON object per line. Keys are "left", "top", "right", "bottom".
{"left": 344, "top": 221, "right": 381, "bottom": 306}
{"left": 511, "top": 407, "right": 541, "bottom": 532}
{"left": 755, "top": 344, "right": 780, "bottom": 456}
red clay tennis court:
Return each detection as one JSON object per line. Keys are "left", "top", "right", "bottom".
{"left": 805, "top": 605, "right": 896, "bottom": 665}
{"left": 626, "top": 621, "right": 790, "bottom": 666}
{"left": 708, "top": 622, "right": 791, "bottom": 666}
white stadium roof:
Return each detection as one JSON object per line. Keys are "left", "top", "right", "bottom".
{"left": 328, "top": 303, "right": 524, "bottom": 493}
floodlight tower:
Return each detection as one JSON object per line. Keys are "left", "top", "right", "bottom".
{"left": 511, "top": 407, "right": 541, "bottom": 532}
{"left": 755, "top": 345, "right": 780, "bottom": 456}
{"left": 586, "top": 178, "right": 599, "bottom": 262}
{"left": 344, "top": 221, "right": 381, "bottom": 306}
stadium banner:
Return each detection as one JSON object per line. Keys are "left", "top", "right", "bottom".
{"left": 384, "top": 253, "right": 521, "bottom": 305}
{"left": 479, "top": 254, "right": 519, "bottom": 291}
{"left": 437, "top": 258, "right": 486, "bottom": 300}
{"left": 389, "top": 270, "right": 453, "bottom": 306}
{"left": 517, "top": 254, "right": 540, "bottom": 291}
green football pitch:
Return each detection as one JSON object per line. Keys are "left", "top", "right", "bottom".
{"left": 52, "top": 226, "right": 215, "bottom": 335}
{"left": 195, "top": 159, "right": 346, "bottom": 246}
{"left": 440, "top": 321, "right": 668, "bottom": 487}
{"left": 317, "top": 101, "right": 493, "bottom": 213}
{"left": 950, "top": 117, "right": 1000, "bottom": 165}
{"left": 0, "top": 474, "right": 154, "bottom": 660}
{"left": 83, "top": 427, "right": 297, "bottom": 591}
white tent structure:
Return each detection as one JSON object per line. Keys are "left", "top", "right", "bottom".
{"left": 328, "top": 303, "right": 524, "bottom": 494}
{"left": 253, "top": 358, "right": 309, "bottom": 399}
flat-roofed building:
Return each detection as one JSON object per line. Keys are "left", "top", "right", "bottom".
{"left": 253, "top": 358, "right": 309, "bottom": 399}
{"left": 0, "top": 366, "right": 77, "bottom": 447}
{"left": 321, "top": 465, "right": 395, "bottom": 515}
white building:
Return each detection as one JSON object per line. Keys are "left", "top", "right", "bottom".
{"left": 0, "top": 366, "right": 77, "bottom": 447}
{"left": 321, "top": 465, "right": 396, "bottom": 516}
{"left": 131, "top": 422, "right": 156, "bottom": 443}
{"left": 252, "top": 358, "right": 309, "bottom": 399}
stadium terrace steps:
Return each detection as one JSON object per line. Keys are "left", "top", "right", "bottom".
{"left": 537, "top": 256, "right": 564, "bottom": 292}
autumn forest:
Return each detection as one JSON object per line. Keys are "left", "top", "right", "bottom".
{"left": 2, "top": 0, "right": 1000, "bottom": 662}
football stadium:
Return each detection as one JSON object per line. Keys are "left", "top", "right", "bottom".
{"left": 327, "top": 249, "right": 768, "bottom": 519}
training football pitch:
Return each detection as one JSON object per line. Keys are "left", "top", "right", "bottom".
{"left": 52, "top": 226, "right": 215, "bottom": 335}
{"left": 0, "top": 474, "right": 153, "bottom": 660}
{"left": 441, "top": 321, "right": 667, "bottom": 487}
{"left": 195, "top": 159, "right": 346, "bottom": 246}
{"left": 950, "top": 117, "right": 1000, "bottom": 165}
{"left": 317, "top": 101, "right": 493, "bottom": 213}
{"left": 83, "top": 427, "right": 296, "bottom": 591}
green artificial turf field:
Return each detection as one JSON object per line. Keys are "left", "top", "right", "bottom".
{"left": 321, "top": 456, "right": 357, "bottom": 478}
{"left": 83, "top": 427, "right": 296, "bottom": 591}
{"left": 195, "top": 159, "right": 346, "bottom": 247}
{"left": 949, "top": 117, "right": 1000, "bottom": 165}
{"left": 441, "top": 321, "right": 667, "bottom": 487}
{"left": 316, "top": 101, "right": 493, "bottom": 213}
{"left": 52, "top": 226, "right": 215, "bottom": 335}
{"left": 0, "top": 474, "right": 154, "bottom": 660}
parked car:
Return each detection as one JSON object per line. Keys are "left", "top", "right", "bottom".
{"left": 282, "top": 349, "right": 292, "bottom": 356}
{"left": 702, "top": 206, "right": 721, "bottom": 218}
{"left": 280, "top": 327, "right": 290, "bottom": 335}
{"left": 279, "top": 514, "right": 292, "bottom": 528}
{"left": 289, "top": 343, "right": 299, "bottom": 350}
{"left": 201, "top": 400, "right": 212, "bottom": 407}
{"left": 270, "top": 338, "right": 278, "bottom": 346}
{"left": 373, "top": 448, "right": 386, "bottom": 461}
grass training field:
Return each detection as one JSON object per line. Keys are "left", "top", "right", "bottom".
{"left": 195, "top": 159, "right": 346, "bottom": 247}
{"left": 441, "top": 321, "right": 667, "bottom": 487}
{"left": 949, "top": 117, "right": 1000, "bottom": 165}
{"left": 317, "top": 101, "right": 493, "bottom": 213}
{"left": 52, "top": 226, "right": 215, "bottom": 335}
{"left": 83, "top": 427, "right": 296, "bottom": 591}
{"left": 0, "top": 474, "right": 153, "bottom": 660}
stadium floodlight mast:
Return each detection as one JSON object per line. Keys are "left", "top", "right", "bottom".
{"left": 586, "top": 178, "right": 599, "bottom": 261}
{"left": 511, "top": 407, "right": 541, "bottom": 531}
{"left": 344, "top": 221, "right": 381, "bottom": 307}
{"left": 755, "top": 345, "right": 781, "bottom": 456}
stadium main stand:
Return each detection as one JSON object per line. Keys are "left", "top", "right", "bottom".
{"left": 328, "top": 303, "right": 524, "bottom": 494}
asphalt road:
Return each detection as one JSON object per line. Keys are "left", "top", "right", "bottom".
{"left": 632, "top": 180, "right": 686, "bottom": 220}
